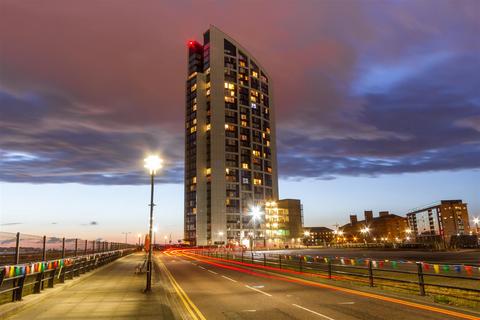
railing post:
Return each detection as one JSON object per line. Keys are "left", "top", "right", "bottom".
{"left": 84, "top": 240, "right": 88, "bottom": 255}
{"left": 34, "top": 269, "right": 44, "bottom": 293}
{"left": 279, "top": 255, "right": 282, "bottom": 269}
{"left": 299, "top": 256, "right": 303, "bottom": 272}
{"left": 42, "top": 236, "right": 47, "bottom": 261}
{"left": 263, "top": 253, "right": 266, "bottom": 266}
{"left": 416, "top": 262, "right": 426, "bottom": 296}
{"left": 368, "top": 259, "right": 374, "bottom": 287}
{"left": 14, "top": 273, "right": 26, "bottom": 301}
{"left": 251, "top": 252, "right": 254, "bottom": 264}
{"left": 62, "top": 237, "right": 66, "bottom": 259}
{"left": 92, "top": 240, "right": 95, "bottom": 254}
{"left": 74, "top": 238, "right": 78, "bottom": 257}
{"left": 15, "top": 232, "right": 20, "bottom": 264}
{"left": 328, "top": 258, "right": 332, "bottom": 279}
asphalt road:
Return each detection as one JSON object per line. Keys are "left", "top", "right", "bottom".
{"left": 160, "top": 251, "right": 479, "bottom": 320}
{"left": 254, "top": 248, "right": 480, "bottom": 264}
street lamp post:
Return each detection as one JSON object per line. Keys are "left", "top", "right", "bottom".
{"left": 250, "top": 206, "right": 262, "bottom": 252}
{"left": 121, "top": 232, "right": 131, "bottom": 245}
{"left": 137, "top": 233, "right": 142, "bottom": 247}
{"left": 218, "top": 231, "right": 224, "bottom": 246}
{"left": 144, "top": 155, "right": 163, "bottom": 293}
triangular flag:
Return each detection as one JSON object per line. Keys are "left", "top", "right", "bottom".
{"left": 433, "top": 264, "right": 440, "bottom": 273}
{"left": 464, "top": 265, "right": 473, "bottom": 275}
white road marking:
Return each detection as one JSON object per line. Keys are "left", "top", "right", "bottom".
{"left": 221, "top": 275, "right": 238, "bottom": 282}
{"left": 292, "top": 304, "right": 335, "bottom": 320}
{"left": 338, "top": 302, "right": 355, "bottom": 305}
{"left": 242, "top": 310, "right": 256, "bottom": 312}
{"left": 245, "top": 285, "right": 272, "bottom": 297}
{"left": 199, "top": 266, "right": 206, "bottom": 270}
{"left": 208, "top": 270, "right": 218, "bottom": 275}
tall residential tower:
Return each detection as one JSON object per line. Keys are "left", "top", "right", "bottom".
{"left": 184, "top": 26, "right": 278, "bottom": 246}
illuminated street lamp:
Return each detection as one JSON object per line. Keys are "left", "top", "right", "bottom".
{"left": 473, "top": 217, "right": 479, "bottom": 235}
{"left": 218, "top": 231, "right": 224, "bottom": 246}
{"left": 360, "top": 226, "right": 370, "bottom": 244}
{"left": 137, "top": 233, "right": 142, "bottom": 246}
{"left": 303, "top": 230, "right": 311, "bottom": 247}
{"left": 164, "top": 235, "right": 168, "bottom": 246}
{"left": 144, "top": 154, "right": 163, "bottom": 293}
{"left": 250, "top": 206, "right": 262, "bottom": 251}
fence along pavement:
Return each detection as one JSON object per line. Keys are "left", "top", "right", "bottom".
{"left": 0, "top": 231, "right": 137, "bottom": 303}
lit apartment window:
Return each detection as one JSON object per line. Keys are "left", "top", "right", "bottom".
{"left": 192, "top": 176, "right": 197, "bottom": 184}
{"left": 225, "top": 124, "right": 235, "bottom": 131}
{"left": 225, "top": 96, "right": 235, "bottom": 103}
{"left": 252, "top": 150, "right": 261, "bottom": 157}
{"left": 206, "top": 168, "right": 211, "bottom": 175}
{"left": 192, "top": 118, "right": 197, "bottom": 125}
{"left": 192, "top": 104, "right": 197, "bottom": 111}
{"left": 251, "top": 103, "right": 257, "bottom": 109}
{"left": 241, "top": 120, "right": 248, "bottom": 127}
{"left": 206, "top": 124, "right": 211, "bottom": 131}
{"left": 252, "top": 71, "right": 258, "bottom": 78}
{"left": 253, "top": 178, "right": 262, "bottom": 185}
{"left": 242, "top": 163, "right": 249, "bottom": 169}
{"left": 224, "top": 82, "right": 235, "bottom": 90}
{"left": 206, "top": 89, "right": 211, "bottom": 96}
{"left": 190, "top": 126, "right": 197, "bottom": 133}
{"left": 191, "top": 84, "right": 197, "bottom": 92}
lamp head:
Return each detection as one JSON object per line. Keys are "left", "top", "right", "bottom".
{"left": 144, "top": 155, "right": 163, "bottom": 174}
{"left": 250, "top": 206, "right": 262, "bottom": 220}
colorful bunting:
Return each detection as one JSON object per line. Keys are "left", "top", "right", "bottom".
{"left": 464, "top": 265, "right": 473, "bottom": 275}
{"left": 433, "top": 264, "right": 440, "bottom": 273}
{"left": 391, "top": 261, "right": 398, "bottom": 269}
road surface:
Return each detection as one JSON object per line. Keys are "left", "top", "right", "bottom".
{"left": 161, "top": 250, "right": 479, "bottom": 320}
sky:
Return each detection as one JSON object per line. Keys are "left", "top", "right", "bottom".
{"left": 1, "top": 1, "right": 479, "bottom": 242}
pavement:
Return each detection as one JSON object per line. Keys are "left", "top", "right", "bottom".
{"left": 6, "top": 253, "right": 187, "bottom": 320}
{"left": 5, "top": 251, "right": 479, "bottom": 320}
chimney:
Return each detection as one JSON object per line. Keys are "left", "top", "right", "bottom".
{"left": 350, "top": 214, "right": 358, "bottom": 225}
{"left": 379, "top": 211, "right": 389, "bottom": 217}
{"left": 364, "top": 210, "right": 373, "bottom": 221}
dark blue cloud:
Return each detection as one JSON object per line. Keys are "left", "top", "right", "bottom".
{"left": 0, "top": 1, "right": 479, "bottom": 184}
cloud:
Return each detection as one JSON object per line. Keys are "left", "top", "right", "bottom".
{"left": 0, "top": 1, "right": 479, "bottom": 184}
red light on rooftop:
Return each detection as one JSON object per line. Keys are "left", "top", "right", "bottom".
{"left": 188, "top": 40, "right": 195, "bottom": 47}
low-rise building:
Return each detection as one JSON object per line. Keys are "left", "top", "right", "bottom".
{"left": 406, "top": 200, "right": 471, "bottom": 247}
{"left": 304, "top": 227, "right": 334, "bottom": 246}
{"left": 340, "top": 211, "right": 409, "bottom": 243}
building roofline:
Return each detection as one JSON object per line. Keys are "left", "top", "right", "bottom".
{"left": 208, "top": 25, "right": 271, "bottom": 78}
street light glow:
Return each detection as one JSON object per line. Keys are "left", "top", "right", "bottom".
{"left": 144, "top": 155, "right": 163, "bottom": 174}
{"left": 250, "top": 206, "right": 262, "bottom": 220}
{"left": 473, "top": 217, "right": 479, "bottom": 224}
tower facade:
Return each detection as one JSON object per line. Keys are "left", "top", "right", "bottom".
{"left": 184, "top": 26, "right": 278, "bottom": 246}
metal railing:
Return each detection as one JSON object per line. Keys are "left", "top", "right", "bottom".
{"left": 193, "top": 249, "right": 480, "bottom": 300}
{"left": 0, "top": 232, "right": 134, "bottom": 265}
{"left": 0, "top": 231, "right": 137, "bottom": 304}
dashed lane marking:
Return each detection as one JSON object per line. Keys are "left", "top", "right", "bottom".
{"left": 292, "top": 304, "right": 335, "bottom": 320}
{"left": 221, "top": 275, "right": 238, "bottom": 282}
{"left": 245, "top": 285, "right": 272, "bottom": 297}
